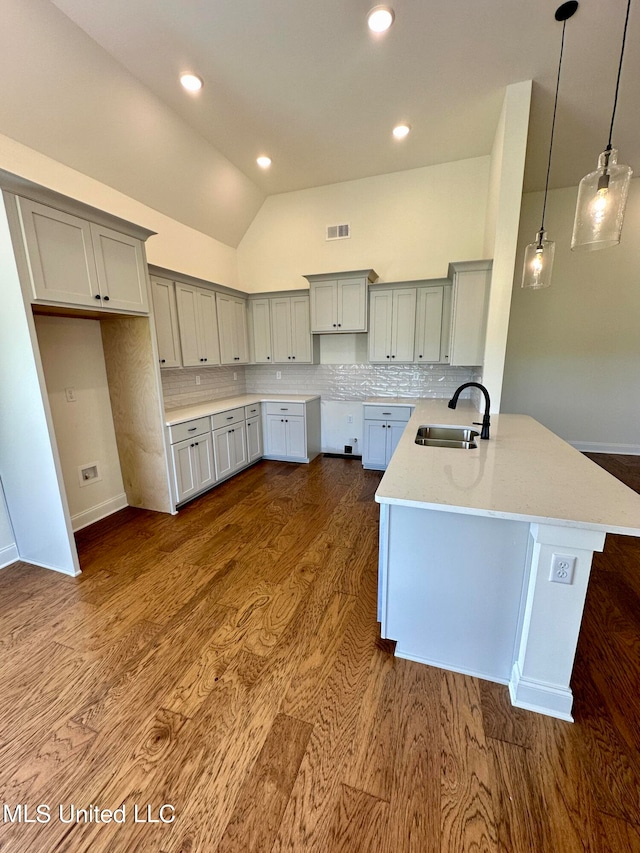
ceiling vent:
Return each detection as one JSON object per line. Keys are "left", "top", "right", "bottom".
{"left": 326, "top": 223, "right": 350, "bottom": 241}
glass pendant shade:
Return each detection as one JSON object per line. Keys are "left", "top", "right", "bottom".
{"left": 522, "top": 231, "right": 555, "bottom": 289}
{"left": 571, "top": 148, "right": 632, "bottom": 251}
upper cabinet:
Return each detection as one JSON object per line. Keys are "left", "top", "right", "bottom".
{"left": 216, "top": 293, "right": 249, "bottom": 364}
{"left": 150, "top": 277, "right": 182, "bottom": 368}
{"left": 16, "top": 197, "right": 149, "bottom": 314}
{"left": 414, "top": 284, "right": 446, "bottom": 363}
{"left": 248, "top": 293, "right": 319, "bottom": 364}
{"left": 445, "top": 261, "right": 492, "bottom": 366}
{"left": 305, "top": 269, "right": 377, "bottom": 333}
{"left": 175, "top": 283, "right": 220, "bottom": 367}
{"left": 368, "top": 287, "right": 417, "bottom": 363}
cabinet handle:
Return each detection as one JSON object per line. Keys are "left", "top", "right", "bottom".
{"left": 382, "top": 412, "right": 391, "bottom": 416}
{"left": 103, "top": 295, "right": 110, "bottom": 302}
{"left": 280, "top": 408, "right": 288, "bottom": 411}
{"left": 226, "top": 416, "right": 234, "bottom": 420}
{"left": 188, "top": 427, "right": 197, "bottom": 432}
{"left": 95, "top": 294, "right": 101, "bottom": 300}
{"left": 160, "top": 358, "right": 166, "bottom": 363}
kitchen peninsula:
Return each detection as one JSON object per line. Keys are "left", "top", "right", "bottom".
{"left": 375, "top": 399, "right": 640, "bottom": 720}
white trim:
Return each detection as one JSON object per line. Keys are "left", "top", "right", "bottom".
{"left": 0, "top": 543, "right": 19, "bottom": 570}
{"left": 509, "top": 661, "right": 574, "bottom": 722}
{"left": 16, "top": 556, "right": 81, "bottom": 577}
{"left": 570, "top": 441, "right": 640, "bottom": 456}
{"left": 71, "top": 493, "right": 128, "bottom": 532}
{"left": 395, "top": 648, "right": 509, "bottom": 686}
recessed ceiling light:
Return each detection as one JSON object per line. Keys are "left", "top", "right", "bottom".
{"left": 367, "top": 5, "right": 395, "bottom": 33}
{"left": 257, "top": 156, "right": 272, "bottom": 169}
{"left": 393, "top": 124, "right": 411, "bottom": 140}
{"left": 180, "top": 73, "right": 203, "bottom": 92}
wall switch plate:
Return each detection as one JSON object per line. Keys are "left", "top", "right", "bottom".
{"left": 195, "top": 375, "right": 201, "bottom": 385}
{"left": 347, "top": 414, "right": 353, "bottom": 424}
{"left": 233, "top": 372, "right": 237, "bottom": 380}
{"left": 65, "top": 387, "right": 76, "bottom": 403}
{"left": 276, "top": 371, "right": 282, "bottom": 379}
{"left": 549, "top": 554, "right": 576, "bottom": 585}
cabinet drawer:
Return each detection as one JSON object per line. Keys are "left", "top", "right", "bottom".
{"left": 265, "top": 403, "right": 304, "bottom": 415}
{"left": 244, "top": 403, "right": 262, "bottom": 419}
{"left": 264, "top": 401, "right": 305, "bottom": 417}
{"left": 169, "top": 417, "right": 211, "bottom": 444}
{"left": 211, "top": 406, "right": 245, "bottom": 430}
{"left": 363, "top": 405, "right": 412, "bottom": 422}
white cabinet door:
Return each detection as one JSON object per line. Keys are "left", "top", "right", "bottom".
{"left": 172, "top": 438, "right": 199, "bottom": 503}
{"left": 91, "top": 224, "right": 148, "bottom": 313}
{"left": 391, "top": 288, "right": 417, "bottom": 362}
{"left": 414, "top": 286, "right": 444, "bottom": 363}
{"left": 368, "top": 290, "right": 393, "bottom": 362}
{"left": 217, "top": 293, "right": 248, "bottom": 364}
{"left": 265, "top": 415, "right": 288, "bottom": 456}
{"left": 338, "top": 277, "right": 367, "bottom": 332}
{"left": 271, "top": 298, "right": 293, "bottom": 363}
{"left": 285, "top": 417, "right": 306, "bottom": 459}
{"left": 16, "top": 197, "right": 99, "bottom": 307}
{"left": 448, "top": 268, "right": 490, "bottom": 366}
{"left": 197, "top": 288, "right": 221, "bottom": 365}
{"left": 213, "top": 426, "right": 234, "bottom": 480}
{"left": 231, "top": 423, "right": 248, "bottom": 471}
{"left": 151, "top": 277, "right": 182, "bottom": 368}
{"left": 310, "top": 280, "right": 337, "bottom": 332}
{"left": 175, "top": 284, "right": 200, "bottom": 367}
{"left": 290, "top": 296, "right": 312, "bottom": 362}
{"left": 193, "top": 432, "right": 216, "bottom": 490}
{"left": 248, "top": 299, "right": 272, "bottom": 363}
{"left": 246, "top": 416, "right": 263, "bottom": 462}
{"left": 363, "top": 421, "right": 388, "bottom": 468}
{"left": 386, "top": 422, "right": 406, "bottom": 462}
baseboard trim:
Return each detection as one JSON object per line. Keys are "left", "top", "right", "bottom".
{"left": 394, "top": 648, "right": 509, "bottom": 686}
{"left": 571, "top": 441, "right": 640, "bottom": 455}
{"left": 509, "top": 661, "right": 574, "bottom": 722}
{"left": 71, "top": 493, "right": 128, "bottom": 532}
{"left": 0, "top": 543, "right": 19, "bottom": 570}
{"left": 322, "top": 453, "right": 363, "bottom": 460}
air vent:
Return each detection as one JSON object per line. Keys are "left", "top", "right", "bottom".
{"left": 326, "top": 223, "right": 350, "bottom": 241}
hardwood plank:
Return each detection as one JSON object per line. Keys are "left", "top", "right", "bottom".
{"left": 440, "top": 671, "right": 498, "bottom": 852}
{"left": 217, "top": 713, "right": 313, "bottom": 852}
{"left": 325, "top": 784, "right": 389, "bottom": 853}
{"left": 478, "top": 680, "right": 534, "bottom": 748}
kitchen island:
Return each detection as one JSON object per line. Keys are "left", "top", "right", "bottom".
{"left": 375, "top": 399, "right": 640, "bottom": 720}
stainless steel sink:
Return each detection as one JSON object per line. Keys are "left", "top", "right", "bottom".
{"left": 415, "top": 425, "right": 479, "bottom": 449}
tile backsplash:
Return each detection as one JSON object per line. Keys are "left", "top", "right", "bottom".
{"left": 162, "top": 362, "right": 479, "bottom": 409}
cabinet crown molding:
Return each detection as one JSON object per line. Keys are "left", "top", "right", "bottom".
{"left": 303, "top": 269, "right": 378, "bottom": 284}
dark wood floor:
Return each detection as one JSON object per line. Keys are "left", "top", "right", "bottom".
{"left": 0, "top": 454, "right": 639, "bottom": 852}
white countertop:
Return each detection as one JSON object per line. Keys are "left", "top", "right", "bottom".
{"left": 165, "top": 393, "right": 320, "bottom": 426}
{"left": 376, "top": 399, "right": 640, "bottom": 536}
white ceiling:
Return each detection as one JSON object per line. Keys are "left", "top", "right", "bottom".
{"left": 48, "top": 0, "right": 640, "bottom": 197}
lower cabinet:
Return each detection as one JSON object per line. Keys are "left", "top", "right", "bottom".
{"left": 171, "top": 430, "right": 216, "bottom": 504}
{"left": 246, "top": 416, "right": 263, "bottom": 462}
{"left": 262, "top": 399, "right": 321, "bottom": 463}
{"left": 362, "top": 405, "right": 412, "bottom": 470}
{"left": 213, "top": 423, "right": 248, "bottom": 480}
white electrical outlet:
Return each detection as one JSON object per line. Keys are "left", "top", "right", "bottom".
{"left": 347, "top": 414, "right": 353, "bottom": 424}
{"left": 549, "top": 554, "right": 576, "bottom": 585}
{"left": 195, "top": 375, "right": 201, "bottom": 385}
{"left": 65, "top": 387, "right": 76, "bottom": 403}
{"left": 233, "top": 372, "right": 237, "bottom": 380}
{"left": 276, "top": 371, "right": 282, "bottom": 379}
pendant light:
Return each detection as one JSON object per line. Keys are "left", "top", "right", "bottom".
{"left": 571, "top": 0, "right": 633, "bottom": 250}
{"left": 522, "top": 2, "right": 578, "bottom": 289}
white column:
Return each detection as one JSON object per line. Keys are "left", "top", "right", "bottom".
{"left": 510, "top": 523, "right": 606, "bottom": 721}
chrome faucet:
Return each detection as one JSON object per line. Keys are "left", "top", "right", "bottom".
{"left": 448, "top": 382, "right": 491, "bottom": 440}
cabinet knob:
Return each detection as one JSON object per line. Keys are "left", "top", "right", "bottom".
{"left": 337, "top": 323, "right": 341, "bottom": 327}
{"left": 204, "top": 358, "right": 208, "bottom": 362}
{"left": 267, "top": 356, "right": 270, "bottom": 360}
{"left": 292, "top": 356, "right": 296, "bottom": 359}
{"left": 194, "top": 441, "right": 199, "bottom": 446}
{"left": 391, "top": 355, "right": 396, "bottom": 359}
{"left": 160, "top": 358, "right": 166, "bottom": 363}
{"left": 288, "top": 356, "right": 292, "bottom": 359}
{"left": 419, "top": 355, "right": 423, "bottom": 359}
{"left": 190, "top": 443, "right": 195, "bottom": 447}
{"left": 95, "top": 294, "right": 101, "bottom": 300}
{"left": 333, "top": 324, "right": 337, "bottom": 327}
{"left": 103, "top": 295, "right": 110, "bottom": 302}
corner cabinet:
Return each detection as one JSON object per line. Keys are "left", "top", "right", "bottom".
{"left": 305, "top": 269, "right": 377, "bottom": 333}
{"left": 362, "top": 404, "right": 412, "bottom": 470}
{"left": 445, "top": 260, "right": 492, "bottom": 366}
{"left": 15, "top": 197, "right": 150, "bottom": 314}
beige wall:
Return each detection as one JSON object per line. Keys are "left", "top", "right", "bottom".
{"left": 0, "top": 134, "right": 240, "bottom": 288}
{"left": 35, "top": 316, "right": 127, "bottom": 528}
{"left": 502, "top": 179, "right": 640, "bottom": 451}
{"left": 0, "top": 483, "right": 16, "bottom": 559}
{"left": 236, "top": 157, "right": 490, "bottom": 292}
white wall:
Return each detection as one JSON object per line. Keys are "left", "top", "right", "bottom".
{"left": 502, "top": 179, "right": 640, "bottom": 451}
{"left": 0, "top": 134, "right": 240, "bottom": 288}
{"left": 481, "top": 81, "right": 532, "bottom": 412}
{"left": 35, "top": 316, "right": 128, "bottom": 530}
{"left": 237, "top": 157, "right": 490, "bottom": 292}
{"left": 0, "top": 0, "right": 263, "bottom": 248}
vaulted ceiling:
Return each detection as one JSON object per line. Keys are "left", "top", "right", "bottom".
{"left": 2, "top": 0, "right": 639, "bottom": 245}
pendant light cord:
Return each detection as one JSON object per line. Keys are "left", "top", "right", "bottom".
{"left": 540, "top": 18, "right": 568, "bottom": 233}
{"left": 607, "top": 0, "right": 632, "bottom": 149}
